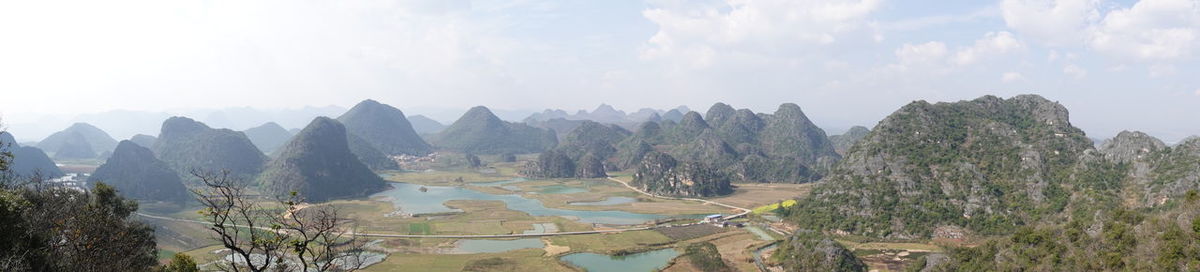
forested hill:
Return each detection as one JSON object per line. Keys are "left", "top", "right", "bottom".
{"left": 782, "top": 95, "right": 1097, "bottom": 239}
{"left": 152, "top": 117, "right": 267, "bottom": 180}
{"left": 89, "top": 141, "right": 188, "bottom": 202}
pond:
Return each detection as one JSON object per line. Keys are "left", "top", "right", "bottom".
{"left": 569, "top": 196, "right": 637, "bottom": 206}
{"left": 559, "top": 248, "right": 680, "bottom": 272}
{"left": 451, "top": 238, "right": 544, "bottom": 254}
{"left": 370, "top": 182, "right": 673, "bottom": 225}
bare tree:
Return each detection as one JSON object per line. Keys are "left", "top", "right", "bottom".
{"left": 189, "top": 169, "right": 367, "bottom": 272}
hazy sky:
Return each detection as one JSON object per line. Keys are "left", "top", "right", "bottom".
{"left": 1, "top": 0, "right": 1198, "bottom": 142}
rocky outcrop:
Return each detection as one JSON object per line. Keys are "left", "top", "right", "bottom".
{"left": 631, "top": 152, "right": 731, "bottom": 197}
{"left": 773, "top": 231, "right": 866, "bottom": 272}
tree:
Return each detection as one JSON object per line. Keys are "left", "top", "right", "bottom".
{"left": 189, "top": 169, "right": 368, "bottom": 272}
{"left": 162, "top": 253, "right": 200, "bottom": 272}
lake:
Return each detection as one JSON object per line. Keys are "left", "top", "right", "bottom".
{"left": 560, "top": 248, "right": 680, "bottom": 272}
{"left": 370, "top": 182, "right": 673, "bottom": 225}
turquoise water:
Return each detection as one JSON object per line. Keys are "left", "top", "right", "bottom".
{"left": 569, "top": 196, "right": 637, "bottom": 206}
{"left": 370, "top": 182, "right": 671, "bottom": 225}
{"left": 560, "top": 249, "right": 680, "bottom": 272}
{"left": 453, "top": 239, "right": 544, "bottom": 254}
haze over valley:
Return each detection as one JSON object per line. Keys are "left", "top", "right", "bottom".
{"left": 2, "top": 1, "right": 1199, "bottom": 271}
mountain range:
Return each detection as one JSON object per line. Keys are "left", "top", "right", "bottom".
{"left": 37, "top": 123, "right": 119, "bottom": 159}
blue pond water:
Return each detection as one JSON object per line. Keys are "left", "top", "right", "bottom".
{"left": 370, "top": 182, "right": 670, "bottom": 225}
{"left": 560, "top": 248, "right": 680, "bottom": 272}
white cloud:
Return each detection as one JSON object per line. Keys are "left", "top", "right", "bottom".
{"left": 1002, "top": 0, "right": 1101, "bottom": 46}
{"left": 954, "top": 31, "right": 1024, "bottom": 65}
{"left": 896, "top": 41, "right": 949, "bottom": 64}
{"left": 1088, "top": 0, "right": 1200, "bottom": 61}
{"left": 640, "top": 0, "right": 882, "bottom": 67}
{"left": 1064, "top": 64, "right": 1089, "bottom": 78}
{"left": 1002, "top": 72, "right": 1025, "bottom": 82}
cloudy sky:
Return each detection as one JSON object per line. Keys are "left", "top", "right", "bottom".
{"left": 1, "top": 0, "right": 1198, "bottom": 141}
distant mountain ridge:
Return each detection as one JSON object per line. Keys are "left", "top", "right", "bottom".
{"left": 36, "top": 123, "right": 118, "bottom": 159}
{"left": 243, "top": 122, "right": 293, "bottom": 154}
{"left": 614, "top": 103, "right": 840, "bottom": 183}
{"left": 432, "top": 106, "right": 557, "bottom": 154}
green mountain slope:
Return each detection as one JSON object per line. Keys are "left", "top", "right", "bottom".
{"left": 337, "top": 99, "right": 432, "bottom": 156}
{"left": 152, "top": 117, "right": 266, "bottom": 180}
{"left": 89, "top": 141, "right": 188, "bottom": 202}
{"left": 258, "top": 117, "right": 387, "bottom": 202}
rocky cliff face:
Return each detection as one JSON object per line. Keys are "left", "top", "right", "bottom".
{"left": 829, "top": 126, "right": 870, "bottom": 156}
{"left": 1099, "top": 133, "right": 1200, "bottom": 207}
{"left": 631, "top": 152, "right": 732, "bottom": 197}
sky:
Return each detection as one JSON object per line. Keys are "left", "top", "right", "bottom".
{"left": 1, "top": 0, "right": 1198, "bottom": 142}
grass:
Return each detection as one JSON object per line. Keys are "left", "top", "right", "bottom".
{"left": 708, "top": 183, "right": 814, "bottom": 209}
{"left": 547, "top": 230, "right": 673, "bottom": 254}
{"left": 837, "top": 240, "right": 944, "bottom": 253}
{"left": 408, "top": 222, "right": 433, "bottom": 235}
